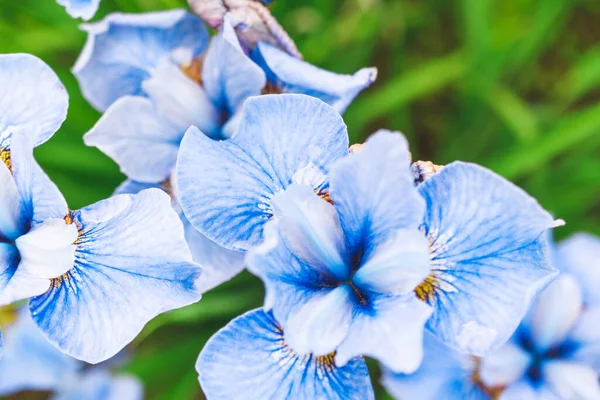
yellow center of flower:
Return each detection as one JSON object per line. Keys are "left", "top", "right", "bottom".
{"left": 316, "top": 189, "right": 334, "bottom": 205}
{"left": 1, "top": 148, "right": 11, "bottom": 172}
{"left": 181, "top": 57, "right": 204, "bottom": 84}
{"left": 414, "top": 273, "right": 439, "bottom": 302}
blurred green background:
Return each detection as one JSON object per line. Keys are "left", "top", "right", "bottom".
{"left": 2, "top": 0, "right": 600, "bottom": 398}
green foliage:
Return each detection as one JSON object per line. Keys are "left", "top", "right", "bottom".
{"left": 2, "top": 0, "right": 599, "bottom": 398}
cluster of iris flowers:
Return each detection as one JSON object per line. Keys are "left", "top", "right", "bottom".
{"left": 0, "top": 1, "right": 599, "bottom": 399}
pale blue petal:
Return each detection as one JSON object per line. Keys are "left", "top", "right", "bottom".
{"left": 353, "top": 229, "right": 431, "bottom": 295}
{"left": 141, "top": 60, "right": 221, "bottom": 139}
{"left": 197, "top": 309, "right": 374, "bottom": 400}
{"left": 73, "top": 10, "right": 208, "bottom": 111}
{"left": 252, "top": 42, "right": 377, "bottom": 113}
{"left": 556, "top": 233, "right": 600, "bottom": 306}
{"left": 337, "top": 293, "right": 432, "bottom": 373}
{"left": 10, "top": 133, "right": 68, "bottom": 226}
{"left": 528, "top": 274, "right": 583, "bottom": 353}
{"left": 0, "top": 312, "right": 80, "bottom": 395}
{"left": 246, "top": 221, "right": 343, "bottom": 328}
{"left": 177, "top": 94, "right": 348, "bottom": 251}
{"left": 418, "top": 161, "right": 560, "bottom": 356}
{"left": 542, "top": 360, "right": 600, "bottom": 400}
{"left": 478, "top": 341, "right": 532, "bottom": 388}
{"left": 329, "top": 130, "right": 423, "bottom": 257}
{"left": 183, "top": 214, "right": 245, "bottom": 293}
{"left": 381, "top": 334, "right": 486, "bottom": 400}
{"left": 54, "top": 370, "right": 143, "bottom": 400}
{"left": 29, "top": 189, "right": 202, "bottom": 363}
{"left": 271, "top": 184, "right": 349, "bottom": 281}
{"left": 568, "top": 306, "right": 600, "bottom": 372}
{"left": 0, "top": 53, "right": 68, "bottom": 147}
{"left": 56, "top": 0, "right": 101, "bottom": 20}
{"left": 113, "top": 179, "right": 245, "bottom": 291}
{"left": 284, "top": 285, "right": 354, "bottom": 356}
{"left": 202, "top": 16, "right": 266, "bottom": 114}
{"left": 500, "top": 380, "right": 561, "bottom": 400}
{"left": 84, "top": 96, "right": 182, "bottom": 183}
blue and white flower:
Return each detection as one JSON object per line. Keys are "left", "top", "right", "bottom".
{"left": 57, "top": 0, "right": 101, "bottom": 21}
{"left": 0, "top": 54, "right": 202, "bottom": 363}
{"left": 196, "top": 308, "right": 375, "bottom": 400}
{"left": 414, "top": 162, "right": 561, "bottom": 356}
{"left": 478, "top": 233, "right": 600, "bottom": 399}
{"left": 0, "top": 309, "right": 142, "bottom": 399}
{"left": 383, "top": 234, "right": 600, "bottom": 400}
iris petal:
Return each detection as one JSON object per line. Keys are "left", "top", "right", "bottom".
{"left": 73, "top": 10, "right": 208, "bottom": 111}
{"left": 56, "top": 0, "right": 101, "bottom": 20}
{"left": 197, "top": 308, "right": 374, "bottom": 400}
{"left": 336, "top": 294, "right": 432, "bottom": 373}
{"left": 202, "top": 16, "right": 266, "bottom": 115}
{"left": 479, "top": 341, "right": 532, "bottom": 388}
{"left": 542, "top": 361, "right": 600, "bottom": 400}
{"left": 528, "top": 274, "right": 583, "bottom": 353}
{"left": 0, "top": 53, "right": 68, "bottom": 147}
{"left": 556, "top": 233, "right": 600, "bottom": 306}
{"left": 252, "top": 41, "right": 377, "bottom": 113}
{"left": 29, "top": 189, "right": 202, "bottom": 363}
{"left": 177, "top": 94, "right": 348, "bottom": 251}
{"left": 0, "top": 312, "right": 80, "bottom": 395}
{"left": 84, "top": 96, "right": 183, "bottom": 183}
{"left": 0, "top": 160, "right": 24, "bottom": 241}
{"left": 329, "top": 130, "right": 424, "bottom": 258}
{"left": 418, "top": 161, "right": 560, "bottom": 356}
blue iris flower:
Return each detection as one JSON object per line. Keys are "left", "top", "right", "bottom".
{"left": 78, "top": 10, "right": 374, "bottom": 290}
{"left": 0, "top": 309, "right": 143, "bottom": 399}
{"left": 384, "top": 234, "right": 600, "bottom": 400}
{"left": 196, "top": 308, "right": 375, "bottom": 400}
{"left": 0, "top": 54, "right": 202, "bottom": 363}
{"left": 56, "top": 0, "right": 101, "bottom": 20}
{"left": 178, "top": 94, "right": 561, "bottom": 369}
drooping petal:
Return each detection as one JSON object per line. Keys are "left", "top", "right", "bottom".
{"left": 478, "top": 341, "right": 532, "bottom": 388}
{"left": 56, "top": 0, "right": 101, "bottom": 20}
{"left": 0, "top": 53, "right": 68, "bottom": 146}
{"left": 84, "top": 96, "right": 183, "bottom": 183}
{"left": 418, "top": 161, "right": 560, "bottom": 356}
{"left": 542, "top": 360, "right": 600, "bottom": 400}
{"left": 141, "top": 60, "right": 221, "bottom": 139}
{"left": 29, "top": 189, "right": 202, "bottom": 363}
{"left": 0, "top": 160, "right": 25, "bottom": 241}
{"left": 336, "top": 294, "right": 432, "bottom": 373}
{"left": 196, "top": 308, "right": 375, "bottom": 400}
{"left": 284, "top": 285, "right": 354, "bottom": 357}
{"left": 73, "top": 10, "right": 208, "bottom": 111}
{"left": 556, "top": 233, "right": 600, "bottom": 306}
{"left": 271, "top": 184, "right": 348, "bottom": 281}
{"left": 0, "top": 312, "right": 80, "bottom": 395}
{"left": 381, "top": 333, "right": 487, "bottom": 400}
{"left": 527, "top": 274, "right": 583, "bottom": 353}
{"left": 202, "top": 16, "right": 266, "bottom": 114}
{"left": 10, "top": 120, "right": 69, "bottom": 227}
{"left": 54, "top": 370, "right": 143, "bottom": 400}
{"left": 252, "top": 42, "right": 377, "bottom": 113}
{"left": 177, "top": 94, "right": 348, "bottom": 251}
{"left": 352, "top": 229, "right": 431, "bottom": 295}
{"left": 329, "top": 130, "right": 424, "bottom": 257}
